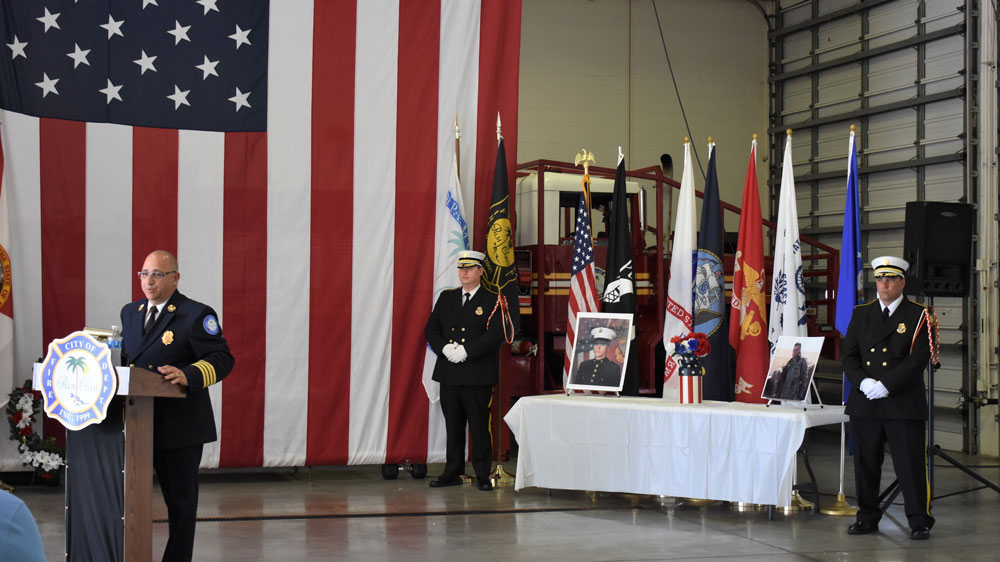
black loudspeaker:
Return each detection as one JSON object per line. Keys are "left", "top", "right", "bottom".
{"left": 903, "top": 201, "right": 974, "bottom": 297}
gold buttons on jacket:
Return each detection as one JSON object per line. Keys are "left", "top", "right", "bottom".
{"left": 866, "top": 361, "right": 871, "bottom": 366}
{"left": 882, "top": 362, "right": 887, "bottom": 366}
{"left": 882, "top": 347, "right": 887, "bottom": 352}
{"left": 461, "top": 328, "right": 466, "bottom": 332}
{"left": 870, "top": 348, "right": 875, "bottom": 353}
{"left": 461, "top": 338, "right": 466, "bottom": 343}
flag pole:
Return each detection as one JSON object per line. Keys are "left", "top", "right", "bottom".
{"left": 455, "top": 113, "right": 461, "bottom": 180}
{"left": 489, "top": 112, "right": 515, "bottom": 488}
{"left": 822, "top": 124, "right": 860, "bottom": 516}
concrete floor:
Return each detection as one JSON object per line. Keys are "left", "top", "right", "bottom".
{"left": 10, "top": 428, "right": 1000, "bottom": 561}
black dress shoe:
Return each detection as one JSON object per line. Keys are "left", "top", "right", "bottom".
{"left": 477, "top": 479, "right": 493, "bottom": 491}
{"left": 910, "top": 526, "right": 930, "bottom": 540}
{"left": 847, "top": 521, "right": 879, "bottom": 535}
{"left": 428, "top": 478, "right": 461, "bottom": 488}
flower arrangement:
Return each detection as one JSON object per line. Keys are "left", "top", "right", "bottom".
{"left": 6, "top": 379, "right": 65, "bottom": 479}
{"left": 668, "top": 331, "right": 711, "bottom": 359}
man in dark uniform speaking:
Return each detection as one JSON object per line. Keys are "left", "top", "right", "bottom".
{"left": 572, "top": 327, "right": 622, "bottom": 387}
{"left": 843, "top": 256, "right": 933, "bottom": 540}
{"left": 121, "top": 250, "right": 234, "bottom": 561}
{"left": 425, "top": 250, "right": 504, "bottom": 492}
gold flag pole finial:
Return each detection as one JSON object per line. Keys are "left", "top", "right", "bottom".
{"left": 850, "top": 123, "right": 856, "bottom": 133}
{"left": 753, "top": 133, "right": 758, "bottom": 141}
{"left": 496, "top": 112, "right": 502, "bottom": 143}
{"left": 786, "top": 128, "right": 793, "bottom": 137}
{"left": 574, "top": 148, "right": 595, "bottom": 177}
{"left": 683, "top": 136, "right": 690, "bottom": 144}
{"left": 707, "top": 136, "right": 714, "bottom": 144}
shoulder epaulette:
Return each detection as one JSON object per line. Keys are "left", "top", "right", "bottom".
{"left": 853, "top": 299, "right": 879, "bottom": 310}
{"left": 906, "top": 299, "right": 927, "bottom": 308}
{"left": 441, "top": 287, "right": 462, "bottom": 294}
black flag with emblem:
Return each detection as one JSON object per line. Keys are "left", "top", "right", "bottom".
{"left": 483, "top": 138, "right": 520, "bottom": 336}
{"left": 602, "top": 157, "right": 638, "bottom": 395}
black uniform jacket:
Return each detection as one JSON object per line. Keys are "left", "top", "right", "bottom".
{"left": 574, "top": 357, "right": 621, "bottom": 387}
{"left": 121, "top": 291, "right": 235, "bottom": 450}
{"left": 843, "top": 298, "right": 930, "bottom": 420}
{"left": 425, "top": 287, "right": 504, "bottom": 386}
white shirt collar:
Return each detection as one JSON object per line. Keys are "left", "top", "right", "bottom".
{"left": 463, "top": 284, "right": 480, "bottom": 300}
{"left": 882, "top": 294, "right": 904, "bottom": 316}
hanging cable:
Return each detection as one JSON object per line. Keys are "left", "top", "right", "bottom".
{"left": 650, "top": 0, "right": 704, "bottom": 180}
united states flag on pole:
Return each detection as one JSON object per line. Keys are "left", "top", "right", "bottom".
{"left": 563, "top": 184, "right": 599, "bottom": 390}
{"left": 663, "top": 139, "right": 696, "bottom": 402}
{"left": 0, "top": 0, "right": 521, "bottom": 469}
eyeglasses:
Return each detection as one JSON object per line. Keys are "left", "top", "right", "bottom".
{"left": 136, "top": 270, "right": 177, "bottom": 280}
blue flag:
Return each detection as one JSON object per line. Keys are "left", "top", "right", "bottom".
{"left": 836, "top": 130, "right": 863, "bottom": 403}
{"left": 694, "top": 144, "right": 732, "bottom": 401}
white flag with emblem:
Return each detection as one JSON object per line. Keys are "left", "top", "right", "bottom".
{"left": 662, "top": 140, "right": 697, "bottom": 402}
{"left": 768, "top": 133, "right": 808, "bottom": 346}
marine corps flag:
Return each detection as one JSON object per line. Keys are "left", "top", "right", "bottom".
{"left": 729, "top": 137, "right": 769, "bottom": 403}
{"left": 695, "top": 142, "right": 733, "bottom": 401}
{"left": 482, "top": 136, "right": 519, "bottom": 338}
{"left": 602, "top": 154, "right": 638, "bottom": 395}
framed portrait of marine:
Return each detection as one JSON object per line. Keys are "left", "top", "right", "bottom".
{"left": 566, "top": 312, "right": 634, "bottom": 394}
{"left": 761, "top": 336, "right": 824, "bottom": 403}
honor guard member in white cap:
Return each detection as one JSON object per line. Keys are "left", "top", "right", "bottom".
{"left": 424, "top": 250, "right": 504, "bottom": 491}
{"left": 572, "top": 327, "right": 622, "bottom": 387}
{"left": 843, "top": 255, "right": 934, "bottom": 540}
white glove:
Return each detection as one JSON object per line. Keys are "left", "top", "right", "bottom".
{"left": 441, "top": 343, "right": 459, "bottom": 362}
{"left": 865, "top": 381, "right": 889, "bottom": 400}
{"left": 859, "top": 378, "right": 876, "bottom": 395}
{"left": 451, "top": 345, "right": 468, "bottom": 363}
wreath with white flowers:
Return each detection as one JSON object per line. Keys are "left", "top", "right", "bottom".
{"left": 6, "top": 379, "right": 65, "bottom": 479}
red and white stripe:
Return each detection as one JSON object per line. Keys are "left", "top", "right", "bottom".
{"left": 679, "top": 373, "right": 702, "bottom": 404}
{"left": 0, "top": 0, "right": 521, "bottom": 469}
{"left": 563, "top": 266, "right": 600, "bottom": 390}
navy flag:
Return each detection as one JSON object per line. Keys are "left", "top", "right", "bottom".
{"left": 695, "top": 143, "right": 733, "bottom": 401}
{"left": 601, "top": 156, "right": 638, "bottom": 395}
{"left": 482, "top": 137, "right": 520, "bottom": 335}
{"left": 0, "top": 1, "right": 268, "bottom": 132}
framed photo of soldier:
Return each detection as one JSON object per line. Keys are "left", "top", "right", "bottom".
{"left": 761, "top": 336, "right": 824, "bottom": 402}
{"left": 566, "top": 312, "right": 634, "bottom": 393}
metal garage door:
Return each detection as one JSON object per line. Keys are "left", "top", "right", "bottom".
{"left": 769, "top": 0, "right": 978, "bottom": 452}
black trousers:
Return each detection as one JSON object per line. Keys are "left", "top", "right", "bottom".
{"left": 439, "top": 384, "right": 494, "bottom": 481}
{"left": 153, "top": 444, "right": 204, "bottom": 562}
{"left": 850, "top": 417, "right": 934, "bottom": 529}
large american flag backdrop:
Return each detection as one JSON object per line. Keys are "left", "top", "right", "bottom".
{"left": 0, "top": 0, "right": 521, "bottom": 469}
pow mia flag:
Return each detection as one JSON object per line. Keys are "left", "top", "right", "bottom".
{"left": 602, "top": 155, "right": 638, "bottom": 395}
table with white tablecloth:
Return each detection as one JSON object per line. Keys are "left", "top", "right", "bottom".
{"left": 503, "top": 395, "right": 847, "bottom": 507}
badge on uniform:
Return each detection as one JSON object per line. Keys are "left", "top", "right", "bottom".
{"left": 203, "top": 315, "right": 220, "bottom": 335}
{"left": 138, "top": 303, "right": 145, "bottom": 312}
{"left": 897, "top": 322, "right": 906, "bottom": 334}
{"left": 167, "top": 304, "right": 176, "bottom": 313}
{"left": 162, "top": 331, "right": 174, "bottom": 345}
{"left": 475, "top": 306, "right": 483, "bottom": 316}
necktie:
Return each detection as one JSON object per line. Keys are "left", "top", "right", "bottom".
{"left": 463, "top": 293, "right": 471, "bottom": 307}
{"left": 881, "top": 307, "right": 890, "bottom": 323}
{"left": 144, "top": 305, "right": 158, "bottom": 335}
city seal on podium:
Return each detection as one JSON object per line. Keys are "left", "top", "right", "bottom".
{"left": 40, "top": 331, "right": 118, "bottom": 430}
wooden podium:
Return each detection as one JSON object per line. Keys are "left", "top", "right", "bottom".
{"left": 56, "top": 367, "right": 184, "bottom": 562}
